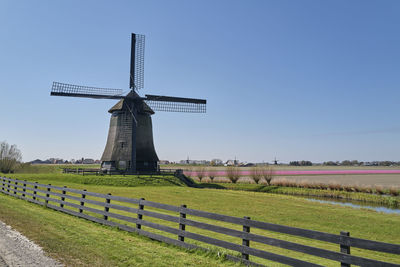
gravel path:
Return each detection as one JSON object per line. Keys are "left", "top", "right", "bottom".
{"left": 0, "top": 221, "right": 63, "bottom": 267}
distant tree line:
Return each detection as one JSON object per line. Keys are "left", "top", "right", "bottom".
{"left": 289, "top": 161, "right": 312, "bottom": 166}
{"left": 288, "top": 160, "right": 400, "bottom": 166}
{"left": 323, "top": 160, "right": 400, "bottom": 166}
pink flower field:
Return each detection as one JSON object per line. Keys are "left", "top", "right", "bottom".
{"left": 185, "top": 169, "right": 400, "bottom": 177}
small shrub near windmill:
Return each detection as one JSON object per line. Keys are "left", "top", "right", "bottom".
{"left": 261, "top": 165, "right": 275, "bottom": 185}
{"left": 195, "top": 166, "right": 207, "bottom": 183}
{"left": 226, "top": 165, "right": 241, "bottom": 183}
{"left": 0, "top": 141, "right": 22, "bottom": 174}
{"left": 251, "top": 165, "right": 263, "bottom": 184}
{"left": 208, "top": 174, "right": 215, "bottom": 183}
{"left": 389, "top": 186, "right": 399, "bottom": 196}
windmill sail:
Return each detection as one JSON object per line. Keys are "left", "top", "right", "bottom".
{"left": 130, "top": 33, "right": 145, "bottom": 90}
{"left": 51, "top": 82, "right": 125, "bottom": 100}
{"left": 144, "top": 94, "right": 207, "bottom": 113}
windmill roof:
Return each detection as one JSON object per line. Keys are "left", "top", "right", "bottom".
{"left": 108, "top": 97, "right": 155, "bottom": 115}
{"left": 108, "top": 100, "right": 124, "bottom": 113}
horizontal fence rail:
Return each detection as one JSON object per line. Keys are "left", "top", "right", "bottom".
{"left": 1, "top": 177, "right": 399, "bottom": 267}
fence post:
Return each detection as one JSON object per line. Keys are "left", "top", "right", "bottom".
{"left": 340, "top": 231, "right": 351, "bottom": 267}
{"left": 1, "top": 177, "right": 4, "bottom": 192}
{"left": 33, "top": 182, "right": 38, "bottom": 200}
{"left": 45, "top": 184, "right": 51, "bottom": 204}
{"left": 242, "top": 216, "right": 251, "bottom": 261}
{"left": 22, "top": 180, "right": 26, "bottom": 197}
{"left": 14, "top": 181, "right": 18, "bottom": 195}
{"left": 104, "top": 193, "right": 111, "bottom": 220}
{"left": 60, "top": 186, "right": 67, "bottom": 208}
{"left": 7, "top": 179, "right": 10, "bottom": 193}
{"left": 2, "top": 177, "right": 6, "bottom": 192}
{"left": 80, "top": 189, "right": 86, "bottom": 213}
{"left": 178, "top": 204, "right": 187, "bottom": 242}
{"left": 136, "top": 198, "right": 145, "bottom": 229}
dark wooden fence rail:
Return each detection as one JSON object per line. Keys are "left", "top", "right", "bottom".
{"left": 1, "top": 177, "right": 399, "bottom": 267}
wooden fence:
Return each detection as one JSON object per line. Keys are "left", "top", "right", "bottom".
{"left": 1, "top": 176, "right": 399, "bottom": 266}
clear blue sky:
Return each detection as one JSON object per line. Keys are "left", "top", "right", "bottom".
{"left": 1, "top": 0, "right": 399, "bottom": 163}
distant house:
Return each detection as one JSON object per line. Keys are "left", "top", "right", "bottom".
{"left": 225, "top": 160, "right": 236, "bottom": 166}
{"left": 211, "top": 159, "right": 223, "bottom": 166}
{"left": 243, "top": 163, "right": 255, "bottom": 167}
{"left": 82, "top": 158, "right": 95, "bottom": 164}
{"left": 178, "top": 159, "right": 210, "bottom": 165}
{"left": 159, "top": 160, "right": 170, "bottom": 165}
{"left": 30, "top": 159, "right": 51, "bottom": 164}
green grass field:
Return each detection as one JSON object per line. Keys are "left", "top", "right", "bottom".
{"left": 1, "top": 168, "right": 400, "bottom": 266}
{"left": 0, "top": 194, "right": 236, "bottom": 267}
{"left": 204, "top": 183, "right": 400, "bottom": 207}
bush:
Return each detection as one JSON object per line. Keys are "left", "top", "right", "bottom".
{"left": 389, "top": 186, "right": 399, "bottom": 196}
{"left": 0, "top": 141, "right": 22, "bottom": 173}
{"left": 261, "top": 165, "right": 275, "bottom": 185}
{"left": 374, "top": 185, "right": 385, "bottom": 195}
{"left": 195, "top": 166, "right": 207, "bottom": 182}
{"left": 250, "top": 166, "right": 263, "bottom": 184}
{"left": 226, "top": 166, "right": 240, "bottom": 183}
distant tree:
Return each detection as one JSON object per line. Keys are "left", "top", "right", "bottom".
{"left": 226, "top": 166, "right": 241, "bottom": 183}
{"left": 210, "top": 159, "right": 223, "bottom": 166}
{"left": 261, "top": 165, "right": 275, "bottom": 185}
{"left": 341, "top": 160, "right": 352, "bottom": 166}
{"left": 379, "top": 161, "right": 393, "bottom": 166}
{"left": 290, "top": 161, "right": 312, "bottom": 166}
{"left": 324, "top": 161, "right": 338, "bottom": 166}
{"left": 300, "top": 160, "right": 312, "bottom": 166}
{"left": 0, "top": 141, "right": 22, "bottom": 173}
{"left": 250, "top": 166, "right": 263, "bottom": 184}
{"left": 195, "top": 166, "right": 207, "bottom": 182}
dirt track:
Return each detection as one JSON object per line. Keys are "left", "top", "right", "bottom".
{"left": 0, "top": 256, "right": 7, "bottom": 267}
{"left": 0, "top": 220, "right": 62, "bottom": 267}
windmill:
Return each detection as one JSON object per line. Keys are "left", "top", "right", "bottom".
{"left": 51, "top": 33, "right": 206, "bottom": 173}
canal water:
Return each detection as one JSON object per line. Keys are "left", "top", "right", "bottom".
{"left": 304, "top": 197, "right": 400, "bottom": 215}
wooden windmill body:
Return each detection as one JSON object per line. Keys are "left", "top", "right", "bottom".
{"left": 51, "top": 33, "right": 206, "bottom": 173}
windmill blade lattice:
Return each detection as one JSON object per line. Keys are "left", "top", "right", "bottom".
{"left": 144, "top": 94, "right": 206, "bottom": 113}
{"left": 130, "top": 34, "right": 145, "bottom": 90}
{"left": 51, "top": 82, "right": 125, "bottom": 100}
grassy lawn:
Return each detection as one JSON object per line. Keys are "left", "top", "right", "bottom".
{"left": 2, "top": 172, "right": 187, "bottom": 187}
{"left": 200, "top": 183, "right": 400, "bottom": 207}
{"left": 1, "top": 172, "right": 400, "bottom": 266}
{"left": 0, "top": 194, "right": 237, "bottom": 267}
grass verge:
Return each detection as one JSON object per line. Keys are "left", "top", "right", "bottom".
{"left": 2, "top": 173, "right": 187, "bottom": 187}
{"left": 1, "top": 173, "right": 400, "bottom": 265}
{"left": 0, "top": 194, "right": 237, "bottom": 267}
{"left": 197, "top": 183, "right": 400, "bottom": 207}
